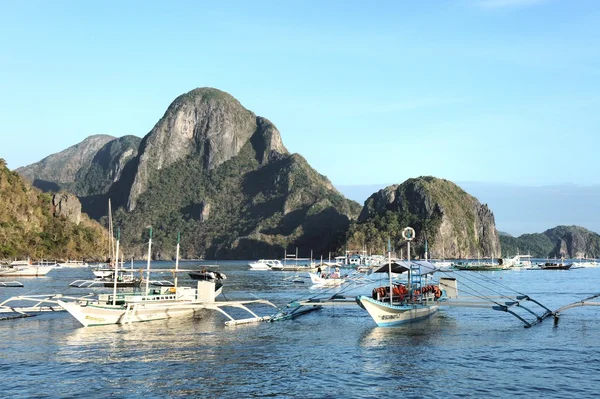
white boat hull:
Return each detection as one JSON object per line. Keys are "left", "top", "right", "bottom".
{"left": 309, "top": 273, "right": 345, "bottom": 286}
{"left": 357, "top": 296, "right": 439, "bottom": 327}
{"left": 58, "top": 262, "right": 89, "bottom": 268}
{"left": 92, "top": 269, "right": 114, "bottom": 278}
{"left": 57, "top": 300, "right": 197, "bottom": 327}
{"left": 0, "top": 265, "right": 55, "bottom": 277}
{"left": 248, "top": 263, "right": 271, "bottom": 270}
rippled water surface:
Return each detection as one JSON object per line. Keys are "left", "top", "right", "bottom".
{"left": 1, "top": 261, "right": 600, "bottom": 398}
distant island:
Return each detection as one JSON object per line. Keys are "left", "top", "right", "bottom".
{"left": 499, "top": 225, "right": 600, "bottom": 258}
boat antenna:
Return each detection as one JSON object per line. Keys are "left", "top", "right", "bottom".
{"left": 144, "top": 227, "right": 153, "bottom": 294}
{"left": 108, "top": 198, "right": 115, "bottom": 263}
{"left": 387, "top": 237, "right": 393, "bottom": 304}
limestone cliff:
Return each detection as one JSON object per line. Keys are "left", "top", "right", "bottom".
{"left": 52, "top": 192, "right": 82, "bottom": 225}
{"left": 351, "top": 176, "right": 501, "bottom": 259}
{"left": 501, "top": 225, "right": 600, "bottom": 258}
{"left": 74, "top": 135, "right": 141, "bottom": 196}
{"left": 127, "top": 88, "right": 286, "bottom": 211}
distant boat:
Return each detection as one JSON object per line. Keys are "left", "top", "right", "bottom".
{"left": 188, "top": 269, "right": 226, "bottom": 281}
{"left": 58, "top": 260, "right": 89, "bottom": 268}
{"left": 453, "top": 262, "right": 505, "bottom": 271}
{"left": 574, "top": 257, "right": 600, "bottom": 268}
{"left": 92, "top": 267, "right": 114, "bottom": 278}
{"left": 0, "top": 259, "right": 56, "bottom": 277}
{"left": 308, "top": 272, "right": 345, "bottom": 286}
{"left": 538, "top": 262, "right": 572, "bottom": 270}
{"left": 271, "top": 249, "right": 319, "bottom": 271}
{"left": 248, "top": 259, "right": 281, "bottom": 270}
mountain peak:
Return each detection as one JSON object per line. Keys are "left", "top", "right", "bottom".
{"left": 16, "top": 134, "right": 117, "bottom": 186}
{"left": 355, "top": 176, "right": 500, "bottom": 258}
{"left": 127, "top": 88, "right": 286, "bottom": 210}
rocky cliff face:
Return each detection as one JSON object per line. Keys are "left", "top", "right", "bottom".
{"left": 545, "top": 225, "right": 600, "bottom": 258}
{"left": 127, "top": 88, "right": 284, "bottom": 211}
{"left": 353, "top": 176, "right": 500, "bottom": 259}
{"left": 117, "top": 88, "right": 360, "bottom": 259}
{"left": 74, "top": 135, "right": 141, "bottom": 196}
{"left": 52, "top": 192, "right": 82, "bottom": 225}
{"left": 17, "top": 134, "right": 115, "bottom": 189}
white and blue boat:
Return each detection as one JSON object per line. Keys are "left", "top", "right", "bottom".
{"left": 356, "top": 259, "right": 457, "bottom": 327}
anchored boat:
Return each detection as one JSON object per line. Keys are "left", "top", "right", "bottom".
{"left": 57, "top": 228, "right": 277, "bottom": 327}
{"left": 356, "top": 259, "right": 457, "bottom": 327}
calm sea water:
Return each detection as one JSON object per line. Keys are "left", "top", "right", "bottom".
{"left": 1, "top": 261, "right": 600, "bottom": 398}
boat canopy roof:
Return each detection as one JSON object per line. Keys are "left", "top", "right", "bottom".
{"left": 371, "top": 260, "right": 437, "bottom": 276}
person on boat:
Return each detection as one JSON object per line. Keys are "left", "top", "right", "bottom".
{"left": 333, "top": 266, "right": 340, "bottom": 278}
{"left": 317, "top": 265, "right": 322, "bottom": 277}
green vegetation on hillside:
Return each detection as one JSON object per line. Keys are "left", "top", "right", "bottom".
{"left": 0, "top": 159, "right": 108, "bottom": 260}
{"left": 74, "top": 135, "right": 141, "bottom": 196}
{"left": 499, "top": 233, "right": 554, "bottom": 257}
{"left": 113, "top": 142, "right": 359, "bottom": 259}
{"left": 499, "top": 226, "right": 600, "bottom": 258}
{"left": 347, "top": 177, "right": 497, "bottom": 258}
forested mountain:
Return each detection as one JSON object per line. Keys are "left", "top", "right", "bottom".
{"left": 16, "top": 88, "right": 360, "bottom": 259}
{"left": 0, "top": 159, "right": 107, "bottom": 260}
{"left": 346, "top": 176, "right": 501, "bottom": 259}
{"left": 500, "top": 225, "right": 600, "bottom": 258}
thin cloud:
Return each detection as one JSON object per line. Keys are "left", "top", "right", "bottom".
{"left": 476, "top": 0, "right": 549, "bottom": 8}
{"left": 361, "top": 97, "right": 464, "bottom": 115}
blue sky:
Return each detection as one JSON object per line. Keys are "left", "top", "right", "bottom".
{"left": 1, "top": 0, "right": 599, "bottom": 189}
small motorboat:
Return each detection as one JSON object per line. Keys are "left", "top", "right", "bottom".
{"left": 538, "top": 262, "right": 572, "bottom": 270}
{"left": 188, "top": 269, "right": 226, "bottom": 281}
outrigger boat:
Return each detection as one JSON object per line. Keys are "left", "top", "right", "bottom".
{"left": 50, "top": 228, "right": 277, "bottom": 327}
{"left": 356, "top": 260, "right": 458, "bottom": 327}
{"left": 271, "top": 227, "right": 571, "bottom": 329}
{"left": 355, "top": 227, "right": 454, "bottom": 327}
{"left": 0, "top": 259, "right": 56, "bottom": 277}
{"left": 309, "top": 272, "right": 346, "bottom": 287}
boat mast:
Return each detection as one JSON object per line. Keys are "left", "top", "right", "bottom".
{"left": 112, "top": 227, "right": 120, "bottom": 306}
{"left": 108, "top": 199, "right": 115, "bottom": 263}
{"left": 144, "top": 227, "right": 153, "bottom": 294}
{"left": 402, "top": 227, "right": 415, "bottom": 302}
{"left": 174, "top": 232, "right": 180, "bottom": 289}
{"left": 388, "top": 238, "right": 393, "bottom": 304}
{"left": 408, "top": 238, "right": 411, "bottom": 301}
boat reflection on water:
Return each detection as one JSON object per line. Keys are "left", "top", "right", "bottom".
{"left": 358, "top": 312, "right": 455, "bottom": 348}
{"left": 61, "top": 313, "right": 234, "bottom": 362}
